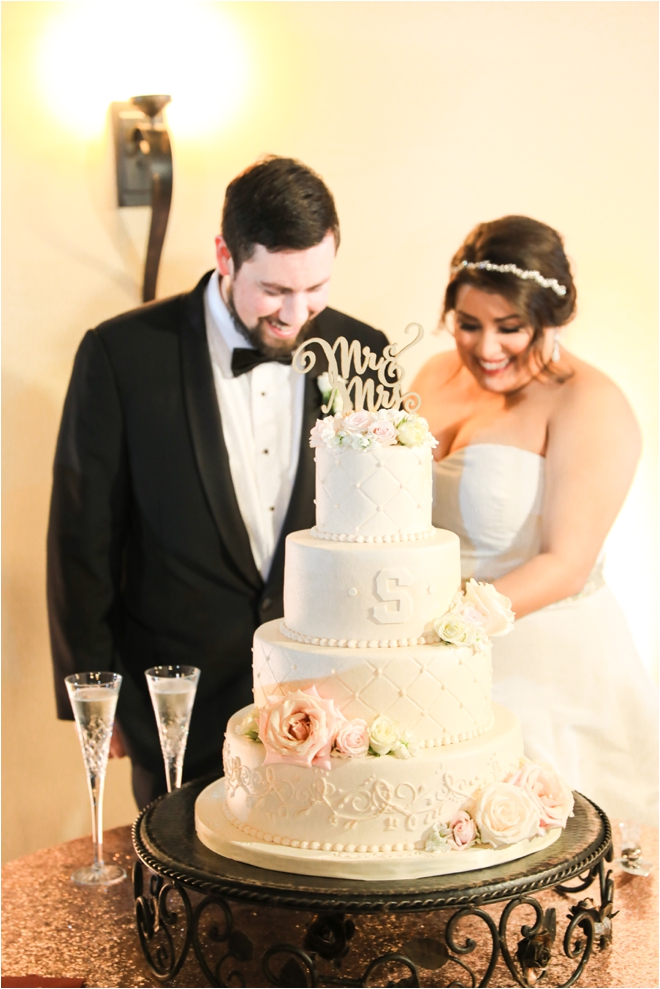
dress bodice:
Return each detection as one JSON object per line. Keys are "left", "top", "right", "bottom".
{"left": 433, "top": 445, "right": 658, "bottom": 827}
{"left": 432, "top": 444, "right": 545, "bottom": 583}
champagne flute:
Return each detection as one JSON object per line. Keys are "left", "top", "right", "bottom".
{"left": 614, "top": 821, "right": 653, "bottom": 876}
{"left": 145, "top": 665, "right": 200, "bottom": 792}
{"left": 65, "top": 671, "right": 126, "bottom": 885}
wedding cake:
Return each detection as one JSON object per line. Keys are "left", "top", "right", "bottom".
{"left": 195, "top": 407, "right": 574, "bottom": 881}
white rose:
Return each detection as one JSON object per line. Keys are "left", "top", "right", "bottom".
{"left": 434, "top": 610, "right": 476, "bottom": 646}
{"left": 425, "top": 822, "right": 453, "bottom": 853}
{"left": 347, "top": 432, "right": 373, "bottom": 450}
{"left": 392, "top": 734, "right": 417, "bottom": 759}
{"left": 507, "top": 761, "right": 574, "bottom": 832}
{"left": 472, "top": 781, "right": 541, "bottom": 847}
{"left": 309, "top": 417, "right": 340, "bottom": 449}
{"left": 457, "top": 603, "right": 487, "bottom": 628}
{"left": 463, "top": 579, "right": 515, "bottom": 637}
{"left": 235, "top": 707, "right": 260, "bottom": 741}
{"left": 377, "top": 407, "right": 405, "bottom": 425}
{"left": 368, "top": 715, "right": 400, "bottom": 755}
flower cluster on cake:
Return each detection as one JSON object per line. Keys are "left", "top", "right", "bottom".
{"left": 194, "top": 334, "right": 574, "bottom": 880}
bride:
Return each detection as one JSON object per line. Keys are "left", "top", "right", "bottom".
{"left": 413, "top": 215, "right": 657, "bottom": 825}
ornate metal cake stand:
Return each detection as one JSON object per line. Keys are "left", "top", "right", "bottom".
{"left": 132, "top": 775, "right": 613, "bottom": 988}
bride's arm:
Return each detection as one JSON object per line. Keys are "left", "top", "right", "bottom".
{"left": 493, "top": 364, "right": 641, "bottom": 618}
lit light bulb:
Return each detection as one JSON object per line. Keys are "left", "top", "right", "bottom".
{"left": 38, "top": 3, "right": 250, "bottom": 138}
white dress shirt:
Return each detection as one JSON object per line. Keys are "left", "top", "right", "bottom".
{"left": 204, "top": 272, "right": 305, "bottom": 580}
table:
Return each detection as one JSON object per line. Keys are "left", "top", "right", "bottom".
{"left": 2, "top": 802, "right": 658, "bottom": 988}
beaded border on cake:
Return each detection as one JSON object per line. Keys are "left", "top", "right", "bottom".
{"left": 221, "top": 799, "right": 423, "bottom": 855}
{"left": 311, "top": 526, "right": 435, "bottom": 543}
{"left": 279, "top": 621, "right": 440, "bottom": 649}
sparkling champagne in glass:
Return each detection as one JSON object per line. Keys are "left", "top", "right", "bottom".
{"left": 145, "top": 665, "right": 200, "bottom": 792}
{"left": 65, "top": 671, "right": 125, "bottom": 885}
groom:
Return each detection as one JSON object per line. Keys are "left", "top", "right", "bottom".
{"left": 47, "top": 156, "right": 387, "bottom": 806}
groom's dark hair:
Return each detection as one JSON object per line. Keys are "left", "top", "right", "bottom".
{"left": 222, "top": 156, "right": 340, "bottom": 271}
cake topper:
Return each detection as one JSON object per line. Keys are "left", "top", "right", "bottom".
{"left": 292, "top": 323, "right": 424, "bottom": 414}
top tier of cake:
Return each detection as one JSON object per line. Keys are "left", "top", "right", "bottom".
{"left": 313, "top": 445, "right": 433, "bottom": 542}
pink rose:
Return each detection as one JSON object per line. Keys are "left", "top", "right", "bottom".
{"left": 342, "top": 410, "right": 374, "bottom": 434}
{"left": 334, "top": 718, "right": 370, "bottom": 758}
{"left": 449, "top": 810, "right": 478, "bottom": 849}
{"left": 507, "top": 761, "right": 574, "bottom": 832}
{"left": 368, "top": 419, "right": 398, "bottom": 446}
{"left": 259, "top": 687, "right": 345, "bottom": 770}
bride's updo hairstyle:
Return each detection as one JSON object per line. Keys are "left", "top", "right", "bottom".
{"left": 442, "top": 216, "right": 577, "bottom": 370}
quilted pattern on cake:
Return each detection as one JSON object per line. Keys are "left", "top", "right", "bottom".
{"left": 316, "top": 446, "right": 431, "bottom": 537}
{"left": 255, "top": 636, "right": 491, "bottom": 745}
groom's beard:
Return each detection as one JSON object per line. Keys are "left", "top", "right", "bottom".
{"left": 226, "top": 286, "right": 316, "bottom": 361}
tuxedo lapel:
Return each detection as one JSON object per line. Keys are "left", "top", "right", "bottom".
{"left": 266, "top": 369, "right": 323, "bottom": 594}
{"left": 179, "top": 273, "right": 263, "bottom": 591}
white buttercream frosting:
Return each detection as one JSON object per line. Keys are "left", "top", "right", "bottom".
{"left": 283, "top": 528, "right": 460, "bottom": 644}
{"left": 315, "top": 444, "right": 432, "bottom": 538}
{"left": 253, "top": 619, "right": 493, "bottom": 746}
{"left": 222, "top": 704, "right": 522, "bottom": 853}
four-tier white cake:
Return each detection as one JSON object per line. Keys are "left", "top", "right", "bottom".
{"left": 195, "top": 410, "right": 573, "bottom": 880}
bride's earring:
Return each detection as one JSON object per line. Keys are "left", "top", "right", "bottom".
{"left": 552, "top": 330, "right": 561, "bottom": 363}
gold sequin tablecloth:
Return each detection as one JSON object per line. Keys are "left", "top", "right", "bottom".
{"left": 2, "top": 823, "right": 658, "bottom": 988}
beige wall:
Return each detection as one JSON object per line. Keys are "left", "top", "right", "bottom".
{"left": 3, "top": 1, "right": 657, "bottom": 862}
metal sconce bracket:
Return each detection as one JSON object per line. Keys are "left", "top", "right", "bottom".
{"left": 112, "top": 95, "right": 173, "bottom": 303}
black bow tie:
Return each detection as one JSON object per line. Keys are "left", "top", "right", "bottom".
{"left": 231, "top": 348, "right": 293, "bottom": 377}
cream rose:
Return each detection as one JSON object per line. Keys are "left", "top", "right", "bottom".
{"left": 463, "top": 579, "right": 515, "bottom": 636}
{"left": 449, "top": 810, "right": 478, "bottom": 850}
{"left": 334, "top": 719, "right": 370, "bottom": 758}
{"left": 434, "top": 611, "right": 476, "bottom": 646}
{"left": 259, "top": 687, "right": 344, "bottom": 770}
{"left": 368, "top": 715, "right": 400, "bottom": 755}
{"left": 472, "top": 781, "right": 541, "bottom": 847}
{"left": 396, "top": 415, "right": 429, "bottom": 447}
{"left": 507, "top": 761, "right": 574, "bottom": 832}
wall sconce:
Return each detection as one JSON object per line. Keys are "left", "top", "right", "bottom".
{"left": 112, "top": 95, "right": 172, "bottom": 302}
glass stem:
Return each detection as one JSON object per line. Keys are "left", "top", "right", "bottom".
{"left": 88, "top": 772, "right": 105, "bottom": 870}
{"left": 165, "top": 755, "right": 183, "bottom": 793}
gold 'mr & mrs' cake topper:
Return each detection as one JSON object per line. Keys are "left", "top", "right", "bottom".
{"left": 293, "top": 323, "right": 424, "bottom": 414}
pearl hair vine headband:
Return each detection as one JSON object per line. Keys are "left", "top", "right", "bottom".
{"left": 454, "top": 260, "right": 567, "bottom": 297}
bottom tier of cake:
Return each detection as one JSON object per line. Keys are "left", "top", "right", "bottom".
{"left": 194, "top": 703, "right": 562, "bottom": 879}
{"left": 195, "top": 778, "right": 560, "bottom": 880}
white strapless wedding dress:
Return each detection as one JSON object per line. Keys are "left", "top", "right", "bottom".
{"left": 433, "top": 444, "right": 658, "bottom": 826}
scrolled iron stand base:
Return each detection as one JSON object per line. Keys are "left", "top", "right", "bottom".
{"left": 132, "top": 777, "right": 613, "bottom": 988}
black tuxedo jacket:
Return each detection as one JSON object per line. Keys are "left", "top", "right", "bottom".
{"left": 47, "top": 272, "right": 387, "bottom": 776}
